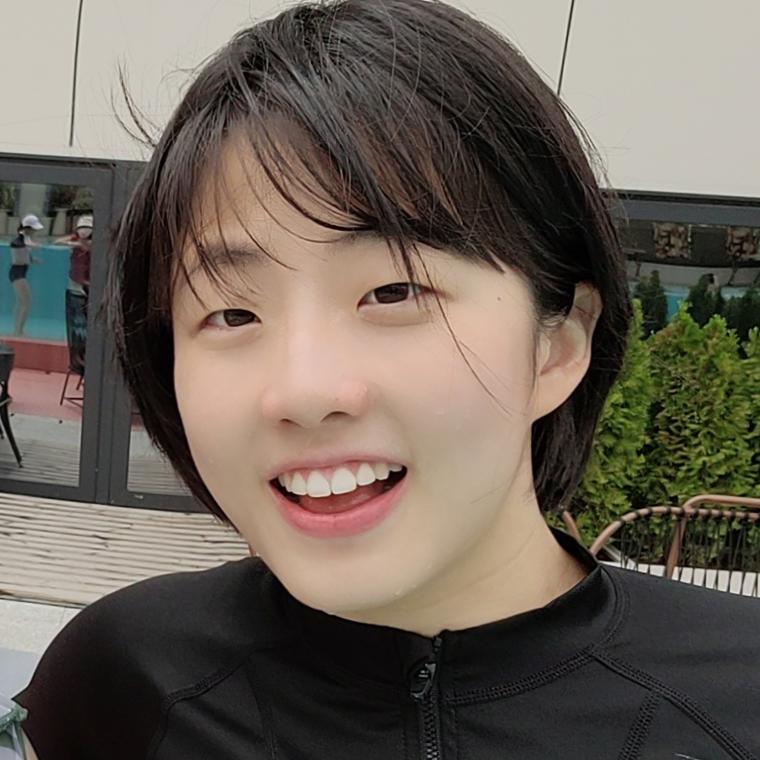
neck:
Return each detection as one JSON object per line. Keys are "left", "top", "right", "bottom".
{"left": 340, "top": 466, "right": 588, "bottom": 637}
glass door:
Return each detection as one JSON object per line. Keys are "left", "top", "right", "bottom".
{"left": 0, "top": 159, "right": 112, "bottom": 502}
{"left": 100, "top": 163, "right": 199, "bottom": 512}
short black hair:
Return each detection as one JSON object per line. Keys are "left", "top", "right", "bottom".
{"left": 108, "top": 0, "right": 633, "bottom": 523}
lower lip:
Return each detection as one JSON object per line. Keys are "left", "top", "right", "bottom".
{"left": 270, "top": 473, "right": 408, "bottom": 539}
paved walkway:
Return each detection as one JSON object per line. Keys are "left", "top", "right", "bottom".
{"left": 0, "top": 491, "right": 249, "bottom": 606}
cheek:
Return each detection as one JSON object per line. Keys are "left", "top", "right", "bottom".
{"left": 431, "top": 312, "right": 537, "bottom": 423}
{"left": 173, "top": 347, "right": 256, "bottom": 475}
{"left": 402, "top": 316, "right": 536, "bottom": 490}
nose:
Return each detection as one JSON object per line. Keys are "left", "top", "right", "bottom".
{"left": 259, "top": 314, "right": 372, "bottom": 429}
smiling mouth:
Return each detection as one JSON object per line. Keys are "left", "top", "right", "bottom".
{"left": 271, "top": 467, "right": 407, "bottom": 508}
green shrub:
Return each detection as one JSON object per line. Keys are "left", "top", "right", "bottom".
{"left": 741, "top": 327, "right": 760, "bottom": 496}
{"left": 633, "top": 270, "right": 668, "bottom": 337}
{"left": 641, "top": 304, "right": 755, "bottom": 506}
{"left": 570, "top": 300, "right": 653, "bottom": 544}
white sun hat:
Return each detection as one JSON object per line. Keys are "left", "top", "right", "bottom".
{"left": 76, "top": 215, "right": 93, "bottom": 229}
{"left": 21, "top": 214, "right": 44, "bottom": 230}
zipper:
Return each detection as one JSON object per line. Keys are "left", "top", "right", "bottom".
{"left": 409, "top": 635, "right": 443, "bottom": 760}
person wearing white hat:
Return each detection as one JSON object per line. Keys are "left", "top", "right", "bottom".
{"left": 9, "top": 213, "right": 45, "bottom": 335}
{"left": 55, "top": 214, "right": 93, "bottom": 295}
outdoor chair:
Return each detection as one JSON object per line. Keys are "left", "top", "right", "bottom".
{"left": 589, "top": 494, "right": 760, "bottom": 597}
{"left": 558, "top": 510, "right": 583, "bottom": 543}
{"left": 59, "top": 289, "right": 87, "bottom": 406}
{"left": 0, "top": 344, "right": 22, "bottom": 467}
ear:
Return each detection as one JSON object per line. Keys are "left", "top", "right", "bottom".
{"left": 531, "top": 282, "right": 602, "bottom": 422}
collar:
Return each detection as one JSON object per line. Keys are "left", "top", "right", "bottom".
{"left": 272, "top": 529, "right": 620, "bottom": 699}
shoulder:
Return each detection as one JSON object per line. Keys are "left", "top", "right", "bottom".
{"left": 14, "top": 558, "right": 287, "bottom": 757}
{"left": 73, "top": 556, "right": 286, "bottom": 675}
{"left": 604, "top": 565, "right": 760, "bottom": 655}
{"left": 10, "top": 234, "right": 24, "bottom": 247}
{"left": 599, "top": 567, "right": 760, "bottom": 747}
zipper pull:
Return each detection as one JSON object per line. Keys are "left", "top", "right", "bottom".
{"left": 409, "top": 635, "right": 443, "bottom": 702}
{"left": 409, "top": 661, "right": 437, "bottom": 701}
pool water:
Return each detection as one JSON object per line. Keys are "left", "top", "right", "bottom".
{"left": 0, "top": 243, "right": 72, "bottom": 341}
{"left": 630, "top": 283, "right": 748, "bottom": 322}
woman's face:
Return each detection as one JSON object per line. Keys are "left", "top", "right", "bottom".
{"left": 172, "top": 143, "right": 583, "bottom": 621}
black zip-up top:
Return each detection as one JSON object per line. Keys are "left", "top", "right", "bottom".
{"left": 15, "top": 530, "right": 760, "bottom": 759}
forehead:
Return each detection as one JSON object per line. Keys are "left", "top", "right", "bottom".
{"left": 194, "top": 127, "right": 357, "bottom": 223}
{"left": 186, "top": 134, "right": 367, "bottom": 261}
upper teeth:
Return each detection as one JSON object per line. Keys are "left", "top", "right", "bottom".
{"left": 277, "top": 462, "right": 404, "bottom": 498}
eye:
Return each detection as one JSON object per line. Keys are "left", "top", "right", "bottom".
{"left": 204, "top": 309, "right": 257, "bottom": 329}
{"left": 362, "top": 282, "right": 430, "bottom": 306}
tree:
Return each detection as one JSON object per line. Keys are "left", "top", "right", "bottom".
{"left": 723, "top": 286, "right": 760, "bottom": 347}
{"left": 570, "top": 300, "right": 653, "bottom": 543}
{"left": 633, "top": 270, "right": 668, "bottom": 337}
{"left": 741, "top": 328, "right": 760, "bottom": 497}
{"left": 641, "top": 304, "right": 755, "bottom": 506}
{"left": 686, "top": 273, "right": 722, "bottom": 327}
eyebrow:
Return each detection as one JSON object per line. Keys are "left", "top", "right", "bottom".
{"left": 184, "top": 228, "right": 384, "bottom": 279}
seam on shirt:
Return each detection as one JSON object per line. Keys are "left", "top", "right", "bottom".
{"left": 244, "top": 668, "right": 280, "bottom": 760}
{"left": 445, "top": 649, "right": 594, "bottom": 706}
{"left": 145, "top": 649, "right": 260, "bottom": 760}
{"left": 402, "top": 704, "right": 407, "bottom": 760}
{"left": 591, "top": 651, "right": 756, "bottom": 760}
{"left": 445, "top": 567, "right": 628, "bottom": 707}
{"left": 617, "top": 693, "right": 660, "bottom": 760}
{"left": 456, "top": 702, "right": 469, "bottom": 760}
{"left": 451, "top": 701, "right": 460, "bottom": 760}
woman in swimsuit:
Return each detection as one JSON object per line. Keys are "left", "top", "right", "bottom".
{"left": 9, "top": 214, "right": 44, "bottom": 336}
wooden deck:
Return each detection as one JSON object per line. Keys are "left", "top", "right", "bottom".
{"left": 0, "top": 492, "right": 250, "bottom": 607}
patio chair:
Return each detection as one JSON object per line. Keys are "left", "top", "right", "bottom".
{"left": 558, "top": 509, "right": 583, "bottom": 543}
{"left": 59, "top": 289, "right": 87, "bottom": 406}
{"left": 0, "top": 345, "right": 22, "bottom": 467}
{"left": 589, "top": 494, "right": 760, "bottom": 596}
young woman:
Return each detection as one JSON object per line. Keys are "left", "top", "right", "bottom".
{"left": 8, "top": 214, "right": 44, "bottom": 336}
{"left": 13, "top": 1, "right": 760, "bottom": 758}
{"left": 54, "top": 214, "right": 94, "bottom": 296}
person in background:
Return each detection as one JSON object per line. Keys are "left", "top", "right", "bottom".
{"left": 55, "top": 215, "right": 93, "bottom": 296}
{"left": 9, "top": 214, "right": 44, "bottom": 336}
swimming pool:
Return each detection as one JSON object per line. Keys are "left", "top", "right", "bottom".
{"left": 629, "top": 283, "right": 748, "bottom": 322}
{"left": 0, "top": 242, "right": 72, "bottom": 341}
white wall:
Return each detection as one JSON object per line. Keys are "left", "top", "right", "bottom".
{"left": 73, "top": 0, "right": 257, "bottom": 162}
{"left": 0, "top": 0, "right": 81, "bottom": 155}
{"left": 561, "top": 0, "right": 760, "bottom": 198}
{"left": 0, "top": 1, "right": 757, "bottom": 198}
{"left": 16, "top": 0, "right": 567, "bottom": 163}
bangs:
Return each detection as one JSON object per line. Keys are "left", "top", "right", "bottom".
{"left": 143, "top": 18, "right": 526, "bottom": 324}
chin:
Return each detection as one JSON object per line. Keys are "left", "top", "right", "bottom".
{"left": 274, "top": 560, "right": 418, "bottom": 618}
